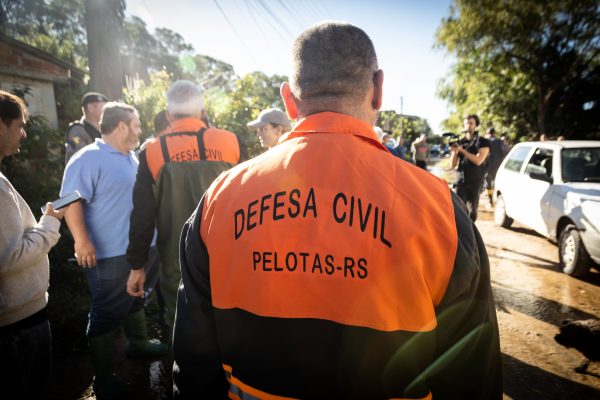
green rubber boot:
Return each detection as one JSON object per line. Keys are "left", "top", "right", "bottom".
{"left": 123, "top": 309, "right": 169, "bottom": 358}
{"left": 89, "top": 331, "right": 126, "bottom": 399}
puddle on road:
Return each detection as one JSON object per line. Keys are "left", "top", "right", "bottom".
{"left": 492, "top": 281, "right": 598, "bottom": 328}
{"left": 149, "top": 360, "right": 168, "bottom": 399}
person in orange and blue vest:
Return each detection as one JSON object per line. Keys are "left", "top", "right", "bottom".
{"left": 173, "top": 22, "right": 502, "bottom": 399}
{"left": 125, "top": 80, "right": 248, "bottom": 331}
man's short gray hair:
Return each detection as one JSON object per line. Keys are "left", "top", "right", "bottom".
{"left": 290, "top": 21, "right": 378, "bottom": 110}
{"left": 166, "top": 80, "right": 204, "bottom": 119}
{"left": 100, "top": 102, "right": 138, "bottom": 135}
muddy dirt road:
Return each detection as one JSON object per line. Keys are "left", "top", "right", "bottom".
{"left": 477, "top": 206, "right": 600, "bottom": 399}
{"left": 48, "top": 187, "right": 600, "bottom": 399}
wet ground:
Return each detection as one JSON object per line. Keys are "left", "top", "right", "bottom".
{"left": 48, "top": 159, "right": 600, "bottom": 399}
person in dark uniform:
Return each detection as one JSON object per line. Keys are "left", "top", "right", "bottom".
{"left": 64, "top": 92, "right": 108, "bottom": 164}
{"left": 451, "top": 114, "right": 490, "bottom": 221}
{"left": 484, "top": 128, "right": 506, "bottom": 207}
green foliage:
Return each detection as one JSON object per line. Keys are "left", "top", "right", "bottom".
{"left": 377, "top": 110, "right": 432, "bottom": 143}
{"left": 205, "top": 72, "right": 287, "bottom": 158}
{"left": 0, "top": 0, "right": 88, "bottom": 69}
{"left": 436, "top": 0, "right": 600, "bottom": 140}
{"left": 123, "top": 70, "right": 170, "bottom": 139}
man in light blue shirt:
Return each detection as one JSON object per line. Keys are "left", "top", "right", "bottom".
{"left": 61, "top": 102, "right": 167, "bottom": 398}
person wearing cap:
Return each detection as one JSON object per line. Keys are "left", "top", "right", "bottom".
{"left": 64, "top": 92, "right": 108, "bottom": 164}
{"left": 173, "top": 22, "right": 501, "bottom": 399}
{"left": 126, "top": 80, "right": 248, "bottom": 334}
{"left": 247, "top": 107, "right": 291, "bottom": 149}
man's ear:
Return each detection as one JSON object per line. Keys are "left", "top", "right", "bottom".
{"left": 372, "top": 69, "right": 384, "bottom": 110}
{"left": 280, "top": 82, "right": 298, "bottom": 120}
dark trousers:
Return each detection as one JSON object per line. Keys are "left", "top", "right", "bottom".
{"left": 457, "top": 182, "right": 482, "bottom": 221}
{"left": 84, "top": 247, "right": 159, "bottom": 337}
{"left": 416, "top": 160, "right": 427, "bottom": 170}
{"left": 0, "top": 319, "right": 52, "bottom": 399}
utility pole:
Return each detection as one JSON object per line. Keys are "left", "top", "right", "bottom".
{"left": 399, "top": 96, "right": 404, "bottom": 136}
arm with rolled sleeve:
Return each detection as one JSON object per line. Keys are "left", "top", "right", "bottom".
{"left": 0, "top": 177, "right": 60, "bottom": 274}
{"left": 173, "top": 198, "right": 227, "bottom": 399}
{"left": 61, "top": 155, "right": 97, "bottom": 268}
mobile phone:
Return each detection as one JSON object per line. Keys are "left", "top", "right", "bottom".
{"left": 41, "top": 191, "right": 82, "bottom": 213}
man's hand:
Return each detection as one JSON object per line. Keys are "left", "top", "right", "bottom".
{"left": 127, "top": 269, "right": 146, "bottom": 298}
{"left": 43, "top": 203, "right": 66, "bottom": 220}
{"left": 74, "top": 239, "right": 96, "bottom": 268}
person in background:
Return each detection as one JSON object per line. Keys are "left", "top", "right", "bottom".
{"left": 173, "top": 21, "right": 501, "bottom": 399}
{"left": 382, "top": 133, "right": 400, "bottom": 157}
{"left": 484, "top": 128, "right": 505, "bottom": 207}
{"left": 412, "top": 133, "right": 429, "bottom": 169}
{"left": 451, "top": 114, "right": 490, "bottom": 221}
{"left": 395, "top": 134, "right": 407, "bottom": 160}
{"left": 247, "top": 107, "right": 292, "bottom": 149}
{"left": 62, "top": 102, "right": 167, "bottom": 398}
{"left": 0, "top": 90, "right": 65, "bottom": 398}
{"left": 153, "top": 109, "right": 170, "bottom": 137}
{"left": 126, "top": 81, "right": 248, "bottom": 334}
{"left": 65, "top": 92, "right": 108, "bottom": 164}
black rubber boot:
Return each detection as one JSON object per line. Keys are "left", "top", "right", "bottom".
{"left": 89, "top": 331, "right": 126, "bottom": 399}
{"left": 123, "top": 309, "right": 169, "bottom": 358}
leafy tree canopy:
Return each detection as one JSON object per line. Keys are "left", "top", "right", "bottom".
{"left": 436, "top": 0, "right": 600, "bottom": 140}
{"left": 377, "top": 111, "right": 432, "bottom": 143}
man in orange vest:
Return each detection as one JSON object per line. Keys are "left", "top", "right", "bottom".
{"left": 126, "top": 80, "right": 247, "bottom": 330}
{"left": 173, "top": 22, "right": 502, "bottom": 399}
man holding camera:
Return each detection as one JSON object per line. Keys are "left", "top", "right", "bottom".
{"left": 451, "top": 114, "right": 490, "bottom": 221}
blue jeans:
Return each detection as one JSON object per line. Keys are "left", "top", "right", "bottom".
{"left": 0, "top": 319, "right": 52, "bottom": 398}
{"left": 84, "top": 247, "right": 159, "bottom": 337}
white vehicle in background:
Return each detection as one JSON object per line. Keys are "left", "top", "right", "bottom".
{"left": 494, "top": 141, "right": 600, "bottom": 277}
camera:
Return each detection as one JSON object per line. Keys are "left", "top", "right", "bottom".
{"left": 442, "top": 132, "right": 463, "bottom": 148}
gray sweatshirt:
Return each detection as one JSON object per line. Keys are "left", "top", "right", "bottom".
{"left": 0, "top": 172, "right": 60, "bottom": 326}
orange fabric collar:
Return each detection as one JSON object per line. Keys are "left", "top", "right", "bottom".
{"left": 279, "top": 112, "right": 388, "bottom": 151}
{"left": 167, "top": 118, "right": 207, "bottom": 133}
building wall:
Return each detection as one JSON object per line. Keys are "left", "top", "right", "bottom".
{"left": 0, "top": 41, "right": 71, "bottom": 82}
{"left": 0, "top": 75, "right": 59, "bottom": 129}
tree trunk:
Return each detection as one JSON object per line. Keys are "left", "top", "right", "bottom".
{"left": 84, "top": 0, "right": 124, "bottom": 100}
{"left": 536, "top": 76, "right": 547, "bottom": 138}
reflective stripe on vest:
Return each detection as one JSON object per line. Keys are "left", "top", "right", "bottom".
{"left": 222, "top": 363, "right": 432, "bottom": 400}
{"left": 145, "top": 127, "right": 240, "bottom": 181}
{"left": 201, "top": 113, "right": 458, "bottom": 333}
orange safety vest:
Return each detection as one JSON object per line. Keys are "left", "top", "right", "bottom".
{"left": 145, "top": 118, "right": 241, "bottom": 181}
{"left": 194, "top": 112, "right": 459, "bottom": 399}
{"left": 202, "top": 112, "right": 457, "bottom": 333}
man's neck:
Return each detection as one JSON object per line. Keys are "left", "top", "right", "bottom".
{"left": 84, "top": 116, "right": 100, "bottom": 130}
{"left": 102, "top": 134, "right": 129, "bottom": 155}
{"left": 466, "top": 130, "right": 478, "bottom": 140}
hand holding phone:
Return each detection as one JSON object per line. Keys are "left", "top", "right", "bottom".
{"left": 41, "top": 191, "right": 82, "bottom": 214}
{"left": 43, "top": 202, "right": 65, "bottom": 220}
